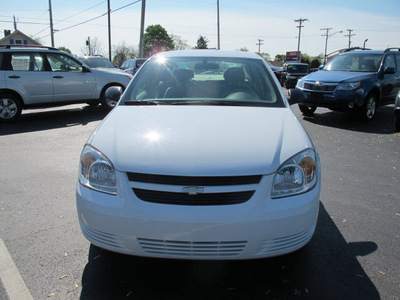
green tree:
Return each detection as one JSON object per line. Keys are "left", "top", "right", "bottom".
{"left": 143, "top": 24, "right": 174, "bottom": 57}
{"left": 274, "top": 54, "right": 286, "bottom": 62}
{"left": 237, "top": 47, "right": 249, "bottom": 52}
{"left": 194, "top": 35, "right": 209, "bottom": 49}
{"left": 58, "top": 46, "right": 71, "bottom": 54}
{"left": 258, "top": 52, "right": 271, "bottom": 61}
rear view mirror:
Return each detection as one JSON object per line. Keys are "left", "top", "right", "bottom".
{"left": 105, "top": 86, "right": 123, "bottom": 102}
{"left": 288, "top": 89, "right": 307, "bottom": 105}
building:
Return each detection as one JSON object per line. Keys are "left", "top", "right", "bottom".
{"left": 0, "top": 30, "right": 41, "bottom": 46}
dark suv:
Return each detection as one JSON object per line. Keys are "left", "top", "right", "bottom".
{"left": 280, "top": 63, "right": 310, "bottom": 89}
{"left": 295, "top": 48, "right": 400, "bottom": 120}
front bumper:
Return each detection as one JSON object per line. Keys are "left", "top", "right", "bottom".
{"left": 299, "top": 89, "right": 363, "bottom": 111}
{"left": 76, "top": 172, "right": 320, "bottom": 260}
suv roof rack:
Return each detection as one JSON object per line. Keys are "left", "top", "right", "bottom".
{"left": 384, "top": 47, "right": 400, "bottom": 53}
{"left": 0, "top": 45, "right": 60, "bottom": 51}
{"left": 343, "top": 47, "right": 371, "bottom": 52}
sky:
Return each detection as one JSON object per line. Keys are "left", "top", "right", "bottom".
{"left": 2, "top": 0, "right": 400, "bottom": 60}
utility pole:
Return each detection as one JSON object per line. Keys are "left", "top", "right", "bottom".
{"left": 256, "top": 39, "right": 264, "bottom": 54}
{"left": 13, "top": 16, "right": 17, "bottom": 30}
{"left": 48, "top": 0, "right": 55, "bottom": 47}
{"left": 321, "top": 27, "right": 332, "bottom": 65}
{"left": 295, "top": 18, "right": 308, "bottom": 62}
{"left": 321, "top": 28, "right": 342, "bottom": 64}
{"left": 345, "top": 29, "right": 355, "bottom": 49}
{"left": 217, "top": 0, "right": 220, "bottom": 50}
{"left": 139, "top": 0, "right": 146, "bottom": 57}
{"left": 107, "top": 0, "right": 112, "bottom": 61}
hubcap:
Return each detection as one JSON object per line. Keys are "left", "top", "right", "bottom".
{"left": 0, "top": 98, "right": 17, "bottom": 119}
{"left": 106, "top": 98, "right": 118, "bottom": 107}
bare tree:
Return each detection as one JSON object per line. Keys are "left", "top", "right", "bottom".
{"left": 112, "top": 42, "right": 137, "bottom": 66}
{"left": 171, "top": 34, "right": 190, "bottom": 51}
{"left": 80, "top": 37, "right": 105, "bottom": 56}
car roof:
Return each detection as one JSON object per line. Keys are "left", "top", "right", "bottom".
{"left": 154, "top": 50, "right": 261, "bottom": 59}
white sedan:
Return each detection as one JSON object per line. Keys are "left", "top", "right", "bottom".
{"left": 76, "top": 50, "right": 321, "bottom": 260}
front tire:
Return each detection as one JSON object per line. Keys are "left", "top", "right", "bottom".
{"left": 361, "top": 94, "right": 377, "bottom": 121}
{"left": 298, "top": 104, "right": 317, "bottom": 116}
{"left": 395, "top": 109, "right": 400, "bottom": 132}
{"left": 0, "top": 93, "right": 22, "bottom": 122}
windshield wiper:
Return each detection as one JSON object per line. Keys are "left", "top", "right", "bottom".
{"left": 124, "top": 100, "right": 163, "bottom": 106}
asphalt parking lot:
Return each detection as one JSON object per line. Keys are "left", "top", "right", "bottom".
{"left": 0, "top": 100, "right": 399, "bottom": 299}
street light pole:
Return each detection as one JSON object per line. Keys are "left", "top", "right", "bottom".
{"left": 107, "top": 0, "right": 112, "bottom": 61}
{"left": 217, "top": 0, "right": 220, "bottom": 50}
{"left": 363, "top": 38, "right": 368, "bottom": 49}
{"left": 139, "top": 0, "right": 146, "bottom": 57}
{"left": 48, "top": 0, "right": 55, "bottom": 47}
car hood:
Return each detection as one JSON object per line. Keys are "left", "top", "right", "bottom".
{"left": 88, "top": 106, "right": 313, "bottom": 176}
{"left": 302, "top": 70, "right": 375, "bottom": 82}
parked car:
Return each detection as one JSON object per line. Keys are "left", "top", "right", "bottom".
{"left": 78, "top": 55, "right": 116, "bottom": 69}
{"left": 269, "top": 65, "right": 283, "bottom": 81}
{"left": 76, "top": 50, "right": 321, "bottom": 260}
{"left": 120, "top": 58, "right": 147, "bottom": 75}
{"left": 395, "top": 90, "right": 400, "bottom": 132}
{"left": 280, "top": 63, "right": 310, "bottom": 89}
{"left": 295, "top": 48, "right": 400, "bottom": 120}
{"left": 0, "top": 45, "right": 133, "bottom": 122}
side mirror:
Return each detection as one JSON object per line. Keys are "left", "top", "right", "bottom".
{"left": 288, "top": 89, "right": 307, "bottom": 105}
{"left": 384, "top": 67, "right": 395, "bottom": 74}
{"left": 82, "top": 65, "right": 91, "bottom": 73}
{"left": 105, "top": 86, "right": 123, "bottom": 102}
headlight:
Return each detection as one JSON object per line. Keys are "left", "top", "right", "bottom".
{"left": 337, "top": 82, "right": 360, "bottom": 90}
{"left": 79, "top": 144, "right": 117, "bottom": 195}
{"left": 296, "top": 80, "right": 304, "bottom": 89}
{"left": 271, "top": 148, "right": 318, "bottom": 198}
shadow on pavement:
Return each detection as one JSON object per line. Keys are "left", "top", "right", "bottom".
{"left": 80, "top": 202, "right": 380, "bottom": 300}
{"left": 300, "top": 105, "right": 396, "bottom": 135}
{"left": 0, "top": 105, "right": 107, "bottom": 136}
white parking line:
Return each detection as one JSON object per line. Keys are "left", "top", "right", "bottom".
{"left": 0, "top": 238, "right": 33, "bottom": 300}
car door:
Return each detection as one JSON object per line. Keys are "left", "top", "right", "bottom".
{"left": 380, "top": 54, "right": 399, "bottom": 102}
{"left": 4, "top": 52, "right": 53, "bottom": 104}
{"left": 45, "top": 52, "right": 97, "bottom": 102}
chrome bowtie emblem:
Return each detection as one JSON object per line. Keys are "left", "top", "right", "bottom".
{"left": 182, "top": 186, "right": 204, "bottom": 195}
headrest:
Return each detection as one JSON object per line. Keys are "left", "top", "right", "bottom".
{"left": 224, "top": 67, "right": 245, "bottom": 84}
{"left": 173, "top": 69, "right": 194, "bottom": 82}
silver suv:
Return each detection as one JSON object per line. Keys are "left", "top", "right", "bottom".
{"left": 0, "top": 45, "right": 132, "bottom": 122}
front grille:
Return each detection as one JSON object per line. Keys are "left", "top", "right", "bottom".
{"left": 128, "top": 172, "right": 261, "bottom": 206}
{"left": 133, "top": 188, "right": 254, "bottom": 205}
{"left": 127, "top": 172, "right": 262, "bottom": 186}
{"left": 138, "top": 238, "right": 247, "bottom": 257}
{"left": 304, "top": 82, "right": 337, "bottom": 92}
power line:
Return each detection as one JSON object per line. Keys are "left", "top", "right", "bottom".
{"left": 39, "top": 0, "right": 141, "bottom": 39}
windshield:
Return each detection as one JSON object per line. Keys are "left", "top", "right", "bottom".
{"left": 325, "top": 53, "right": 382, "bottom": 72}
{"left": 121, "top": 56, "right": 284, "bottom": 107}
{"left": 80, "top": 57, "right": 115, "bottom": 68}
{"left": 286, "top": 64, "right": 309, "bottom": 73}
